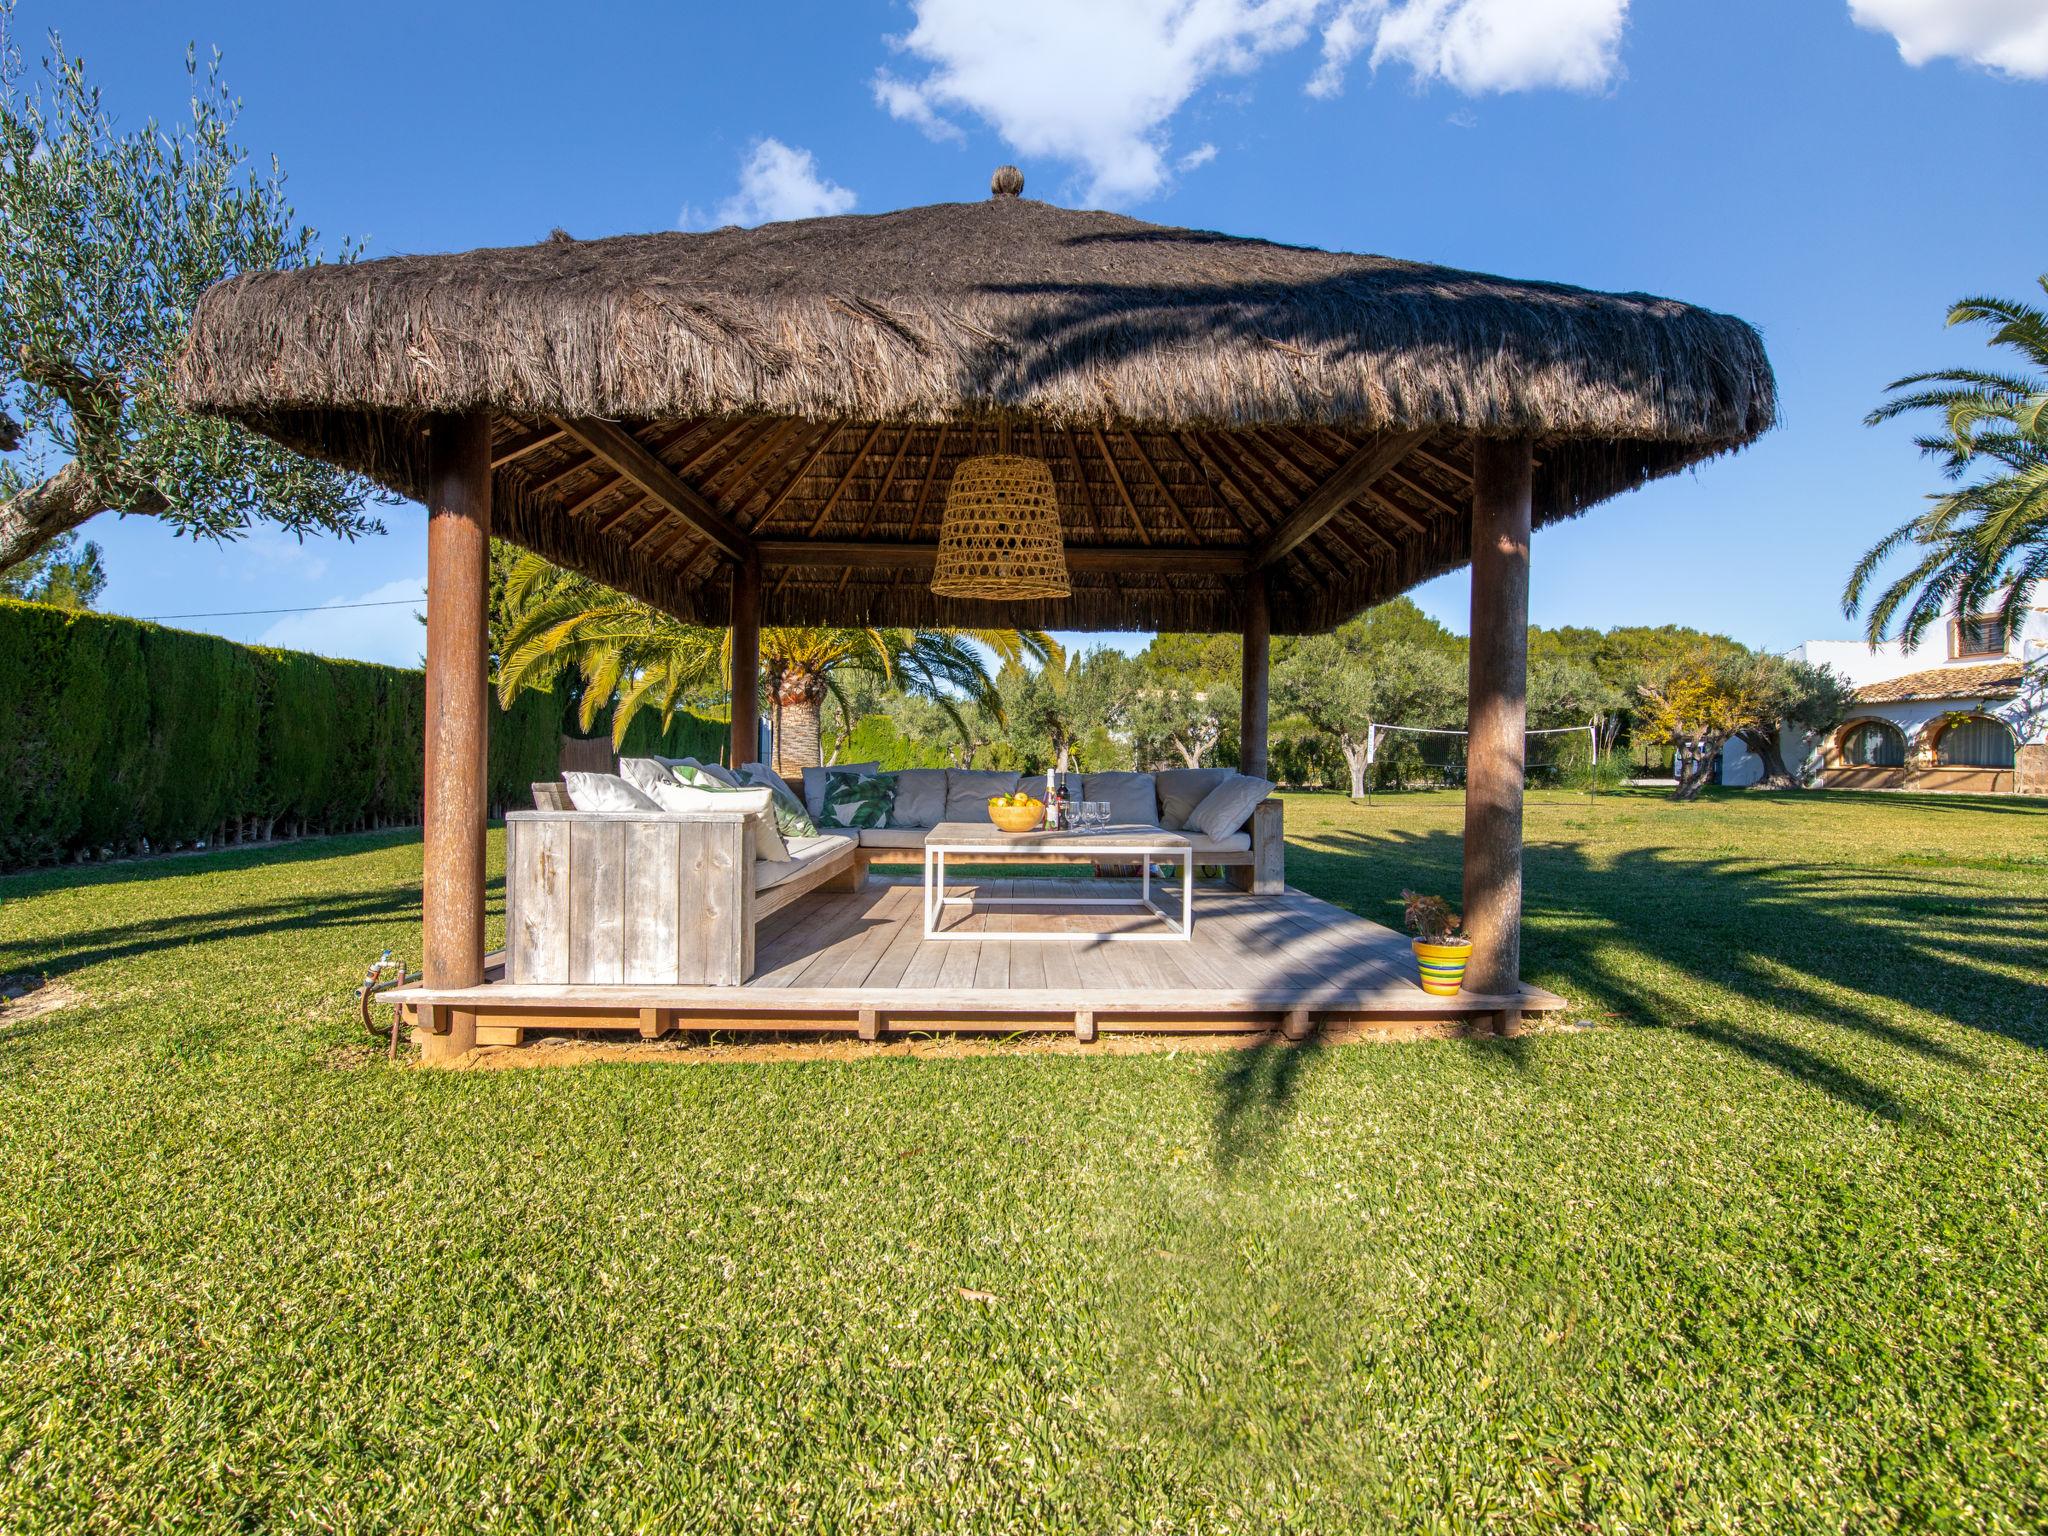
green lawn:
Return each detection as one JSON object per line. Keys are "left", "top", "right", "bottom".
{"left": 1, "top": 788, "right": 2044, "bottom": 1533}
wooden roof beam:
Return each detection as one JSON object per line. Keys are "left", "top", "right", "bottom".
{"left": 552, "top": 417, "right": 752, "bottom": 562}
{"left": 758, "top": 539, "right": 1244, "bottom": 575}
{"left": 1250, "top": 431, "right": 1427, "bottom": 570}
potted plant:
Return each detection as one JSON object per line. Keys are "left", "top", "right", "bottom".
{"left": 1401, "top": 889, "right": 1473, "bottom": 996}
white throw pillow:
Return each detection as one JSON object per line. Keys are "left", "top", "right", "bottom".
{"left": 802, "top": 761, "right": 877, "bottom": 820}
{"left": 562, "top": 771, "right": 660, "bottom": 813}
{"left": 1187, "top": 774, "right": 1274, "bottom": 840}
{"left": 643, "top": 778, "right": 789, "bottom": 862}
{"left": 617, "top": 757, "right": 681, "bottom": 797}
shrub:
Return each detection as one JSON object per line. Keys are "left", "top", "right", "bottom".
{"left": 0, "top": 600, "right": 722, "bottom": 865}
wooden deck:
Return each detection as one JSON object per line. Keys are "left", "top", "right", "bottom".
{"left": 394, "top": 877, "right": 1565, "bottom": 1048}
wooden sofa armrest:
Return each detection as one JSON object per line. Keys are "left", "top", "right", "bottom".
{"left": 1226, "top": 797, "right": 1285, "bottom": 895}
{"left": 532, "top": 780, "right": 572, "bottom": 811}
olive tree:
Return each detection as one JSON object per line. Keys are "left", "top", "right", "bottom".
{"left": 0, "top": 8, "right": 380, "bottom": 577}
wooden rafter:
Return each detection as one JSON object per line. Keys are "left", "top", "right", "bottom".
{"left": 552, "top": 417, "right": 751, "bottom": 561}
{"left": 1090, "top": 427, "right": 1151, "bottom": 545}
{"left": 1059, "top": 428, "right": 1106, "bottom": 541}
{"left": 758, "top": 540, "right": 1245, "bottom": 575}
{"left": 748, "top": 421, "right": 843, "bottom": 533}
{"left": 526, "top": 452, "right": 599, "bottom": 496}
{"left": 905, "top": 423, "right": 949, "bottom": 539}
{"left": 1249, "top": 431, "right": 1427, "bottom": 570}
{"left": 705, "top": 417, "right": 801, "bottom": 500}
{"left": 672, "top": 418, "right": 757, "bottom": 479}
{"left": 1380, "top": 463, "right": 1462, "bottom": 521}
{"left": 1198, "top": 432, "right": 1338, "bottom": 591}
{"left": 597, "top": 496, "right": 649, "bottom": 537}
{"left": 559, "top": 474, "right": 625, "bottom": 519}
{"left": 490, "top": 424, "right": 566, "bottom": 468}
{"left": 1121, "top": 430, "right": 1199, "bottom": 540}
{"left": 1182, "top": 433, "right": 1273, "bottom": 536}
{"left": 805, "top": 422, "right": 887, "bottom": 536}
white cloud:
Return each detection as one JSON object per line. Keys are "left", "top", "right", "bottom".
{"left": 1316, "top": 0, "right": 1630, "bottom": 96}
{"left": 874, "top": 0, "right": 1323, "bottom": 204}
{"left": 873, "top": 0, "right": 1633, "bottom": 204}
{"left": 1848, "top": 0, "right": 2048, "bottom": 78}
{"left": 684, "top": 138, "right": 857, "bottom": 230}
{"left": 258, "top": 577, "right": 426, "bottom": 669}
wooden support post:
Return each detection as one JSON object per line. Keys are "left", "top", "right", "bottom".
{"left": 1281, "top": 1006, "right": 1313, "bottom": 1042}
{"left": 638, "top": 1006, "right": 669, "bottom": 1040}
{"left": 858, "top": 1006, "right": 882, "bottom": 1042}
{"left": 729, "top": 555, "right": 761, "bottom": 769}
{"left": 1074, "top": 1009, "right": 1097, "bottom": 1043}
{"left": 1463, "top": 438, "right": 1533, "bottom": 998}
{"left": 1240, "top": 577, "right": 1270, "bottom": 780}
{"left": 420, "top": 413, "right": 492, "bottom": 1064}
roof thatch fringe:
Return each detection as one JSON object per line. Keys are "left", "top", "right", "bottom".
{"left": 176, "top": 199, "right": 1773, "bottom": 447}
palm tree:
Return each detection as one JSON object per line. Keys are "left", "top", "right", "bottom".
{"left": 1845, "top": 278, "right": 2048, "bottom": 645}
{"left": 494, "top": 552, "right": 1058, "bottom": 773}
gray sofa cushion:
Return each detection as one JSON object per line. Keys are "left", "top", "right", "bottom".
{"left": 1155, "top": 767, "right": 1233, "bottom": 829}
{"left": 885, "top": 768, "right": 948, "bottom": 828}
{"left": 943, "top": 769, "right": 1021, "bottom": 823}
{"left": 851, "top": 826, "right": 926, "bottom": 850}
{"left": 1182, "top": 830, "right": 1252, "bottom": 854}
{"left": 754, "top": 832, "right": 855, "bottom": 892}
{"left": 1081, "top": 771, "right": 1159, "bottom": 827}
{"left": 1188, "top": 774, "right": 1274, "bottom": 838}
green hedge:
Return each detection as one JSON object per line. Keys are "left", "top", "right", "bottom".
{"left": 0, "top": 600, "right": 725, "bottom": 867}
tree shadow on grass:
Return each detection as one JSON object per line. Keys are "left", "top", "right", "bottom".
{"left": 1287, "top": 824, "right": 2048, "bottom": 1126}
{"left": 1211, "top": 1038, "right": 1325, "bottom": 1173}
{"left": 0, "top": 873, "right": 505, "bottom": 982}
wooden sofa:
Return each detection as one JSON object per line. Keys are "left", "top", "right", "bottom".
{"left": 507, "top": 777, "right": 1285, "bottom": 988}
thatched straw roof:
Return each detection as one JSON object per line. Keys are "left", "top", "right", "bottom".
{"left": 177, "top": 185, "right": 1774, "bottom": 633}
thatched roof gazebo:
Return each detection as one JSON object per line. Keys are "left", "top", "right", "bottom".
{"left": 179, "top": 171, "right": 1774, "bottom": 1058}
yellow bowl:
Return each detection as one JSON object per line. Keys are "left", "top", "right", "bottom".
{"left": 987, "top": 798, "right": 1044, "bottom": 833}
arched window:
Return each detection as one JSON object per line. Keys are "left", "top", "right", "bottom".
{"left": 1936, "top": 715, "right": 2017, "bottom": 769}
{"left": 1840, "top": 719, "right": 1905, "bottom": 768}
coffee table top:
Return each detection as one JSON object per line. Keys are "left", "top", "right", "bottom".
{"left": 926, "top": 820, "right": 1191, "bottom": 850}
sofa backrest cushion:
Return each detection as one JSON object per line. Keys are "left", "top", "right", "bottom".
{"left": 944, "top": 769, "right": 1021, "bottom": 823}
{"left": 563, "top": 771, "right": 660, "bottom": 812}
{"left": 1081, "top": 771, "right": 1160, "bottom": 827}
{"left": 617, "top": 756, "right": 681, "bottom": 797}
{"left": 735, "top": 764, "right": 821, "bottom": 839}
{"left": 802, "top": 760, "right": 877, "bottom": 819}
{"left": 1187, "top": 774, "right": 1275, "bottom": 839}
{"left": 640, "top": 779, "right": 789, "bottom": 862}
{"left": 1154, "top": 767, "right": 1233, "bottom": 830}
{"left": 886, "top": 768, "right": 949, "bottom": 828}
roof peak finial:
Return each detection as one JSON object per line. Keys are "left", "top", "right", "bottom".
{"left": 990, "top": 165, "right": 1024, "bottom": 198}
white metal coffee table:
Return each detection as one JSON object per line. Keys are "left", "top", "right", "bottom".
{"left": 920, "top": 821, "right": 1194, "bottom": 941}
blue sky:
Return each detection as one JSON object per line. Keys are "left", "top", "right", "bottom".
{"left": 17, "top": 0, "right": 2048, "bottom": 666}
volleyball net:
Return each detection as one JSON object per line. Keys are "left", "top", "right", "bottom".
{"left": 1363, "top": 722, "right": 1602, "bottom": 795}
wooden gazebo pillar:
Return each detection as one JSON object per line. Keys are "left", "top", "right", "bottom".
{"left": 420, "top": 413, "right": 492, "bottom": 1063}
{"left": 1463, "top": 438, "right": 1533, "bottom": 1015}
{"left": 728, "top": 554, "right": 761, "bottom": 770}
{"left": 1239, "top": 576, "right": 1271, "bottom": 779}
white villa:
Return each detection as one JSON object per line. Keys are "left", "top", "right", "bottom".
{"left": 1723, "top": 602, "right": 2047, "bottom": 796}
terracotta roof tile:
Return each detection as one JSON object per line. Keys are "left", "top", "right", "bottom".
{"left": 1855, "top": 660, "right": 2023, "bottom": 704}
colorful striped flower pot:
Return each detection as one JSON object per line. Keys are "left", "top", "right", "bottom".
{"left": 1411, "top": 939, "right": 1473, "bottom": 996}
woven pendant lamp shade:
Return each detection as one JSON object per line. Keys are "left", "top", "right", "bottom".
{"left": 929, "top": 453, "right": 1070, "bottom": 600}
